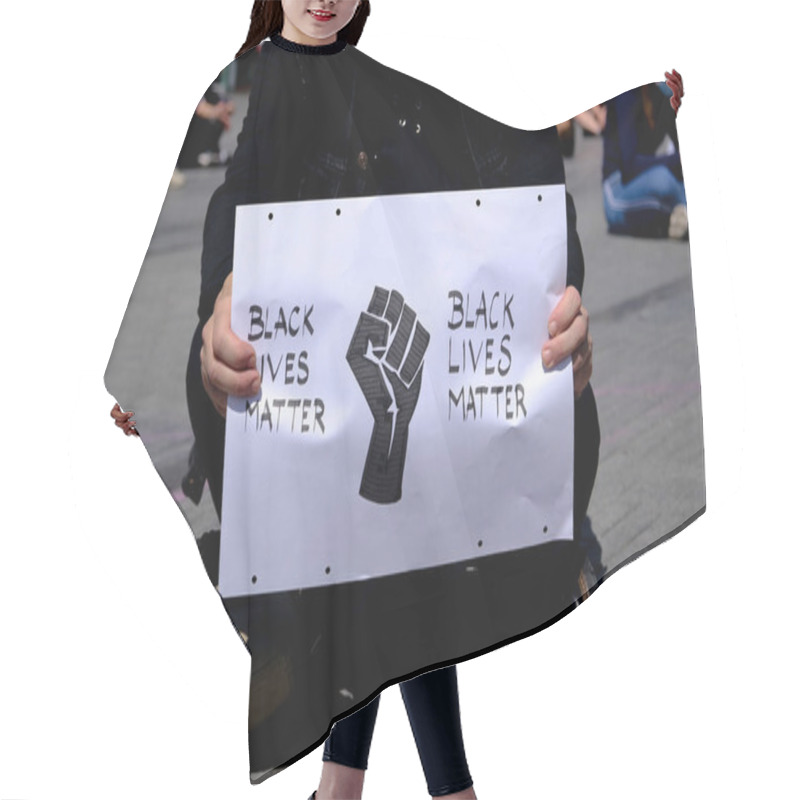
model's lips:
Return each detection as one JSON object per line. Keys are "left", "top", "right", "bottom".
{"left": 308, "top": 9, "right": 335, "bottom": 21}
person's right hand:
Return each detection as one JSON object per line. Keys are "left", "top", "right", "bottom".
{"left": 200, "top": 273, "right": 260, "bottom": 417}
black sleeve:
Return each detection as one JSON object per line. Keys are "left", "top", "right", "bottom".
{"left": 566, "top": 191, "right": 584, "bottom": 293}
{"left": 197, "top": 48, "right": 265, "bottom": 324}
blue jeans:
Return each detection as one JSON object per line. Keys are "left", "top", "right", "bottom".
{"left": 603, "top": 166, "right": 686, "bottom": 237}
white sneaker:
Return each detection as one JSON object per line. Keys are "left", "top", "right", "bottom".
{"left": 669, "top": 203, "right": 688, "bottom": 239}
{"left": 197, "top": 150, "right": 229, "bottom": 168}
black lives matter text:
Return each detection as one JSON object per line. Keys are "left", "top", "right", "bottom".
{"left": 447, "top": 290, "right": 527, "bottom": 422}
{"left": 244, "top": 303, "right": 325, "bottom": 434}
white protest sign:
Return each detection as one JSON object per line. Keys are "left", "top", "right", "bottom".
{"left": 219, "top": 186, "right": 573, "bottom": 597}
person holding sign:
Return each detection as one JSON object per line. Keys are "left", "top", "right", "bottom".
{"left": 108, "top": 0, "right": 685, "bottom": 794}
{"left": 198, "top": 3, "right": 596, "bottom": 797}
{"left": 115, "top": 1, "right": 597, "bottom": 794}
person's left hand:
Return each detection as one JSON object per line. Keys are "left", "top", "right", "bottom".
{"left": 665, "top": 69, "right": 684, "bottom": 115}
{"left": 542, "top": 286, "right": 593, "bottom": 397}
{"left": 110, "top": 402, "right": 139, "bottom": 436}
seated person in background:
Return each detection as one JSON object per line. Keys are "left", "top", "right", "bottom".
{"left": 602, "top": 72, "right": 687, "bottom": 239}
{"left": 176, "top": 82, "right": 235, "bottom": 169}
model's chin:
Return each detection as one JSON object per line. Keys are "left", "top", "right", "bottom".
{"left": 299, "top": 30, "right": 338, "bottom": 43}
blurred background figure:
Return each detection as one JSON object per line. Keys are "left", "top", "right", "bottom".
{"left": 601, "top": 80, "right": 686, "bottom": 238}
{"left": 575, "top": 105, "right": 607, "bottom": 135}
{"left": 557, "top": 104, "right": 607, "bottom": 157}
{"left": 176, "top": 81, "right": 236, "bottom": 169}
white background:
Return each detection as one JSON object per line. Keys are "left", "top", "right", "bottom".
{"left": 1, "top": 1, "right": 797, "bottom": 798}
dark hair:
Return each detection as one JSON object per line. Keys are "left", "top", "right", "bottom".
{"left": 236, "top": 0, "right": 371, "bottom": 58}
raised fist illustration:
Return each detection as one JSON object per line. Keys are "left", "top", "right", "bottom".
{"left": 347, "top": 286, "right": 430, "bottom": 504}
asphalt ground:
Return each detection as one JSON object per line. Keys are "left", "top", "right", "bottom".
{"left": 105, "top": 91, "right": 704, "bottom": 589}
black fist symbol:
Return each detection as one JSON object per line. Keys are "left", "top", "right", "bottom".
{"left": 347, "top": 286, "right": 430, "bottom": 504}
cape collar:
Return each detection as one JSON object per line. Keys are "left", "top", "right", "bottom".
{"left": 270, "top": 32, "right": 348, "bottom": 55}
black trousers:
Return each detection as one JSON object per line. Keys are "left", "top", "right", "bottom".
{"left": 176, "top": 113, "right": 225, "bottom": 169}
{"left": 320, "top": 384, "right": 601, "bottom": 796}
{"left": 324, "top": 666, "right": 473, "bottom": 797}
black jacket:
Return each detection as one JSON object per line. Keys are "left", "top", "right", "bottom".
{"left": 180, "top": 37, "right": 599, "bottom": 777}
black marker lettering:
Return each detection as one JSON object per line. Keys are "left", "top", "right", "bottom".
{"left": 448, "top": 291, "right": 464, "bottom": 330}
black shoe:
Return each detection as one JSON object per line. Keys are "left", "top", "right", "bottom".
{"left": 180, "top": 442, "right": 206, "bottom": 504}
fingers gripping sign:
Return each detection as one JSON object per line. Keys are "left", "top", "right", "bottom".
{"left": 543, "top": 286, "right": 593, "bottom": 398}
{"left": 347, "top": 286, "right": 430, "bottom": 504}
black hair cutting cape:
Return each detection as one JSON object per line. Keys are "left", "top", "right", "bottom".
{"left": 105, "top": 34, "right": 704, "bottom": 783}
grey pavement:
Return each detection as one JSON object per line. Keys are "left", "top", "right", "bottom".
{"left": 564, "top": 131, "right": 703, "bottom": 573}
{"left": 105, "top": 94, "right": 704, "bottom": 582}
